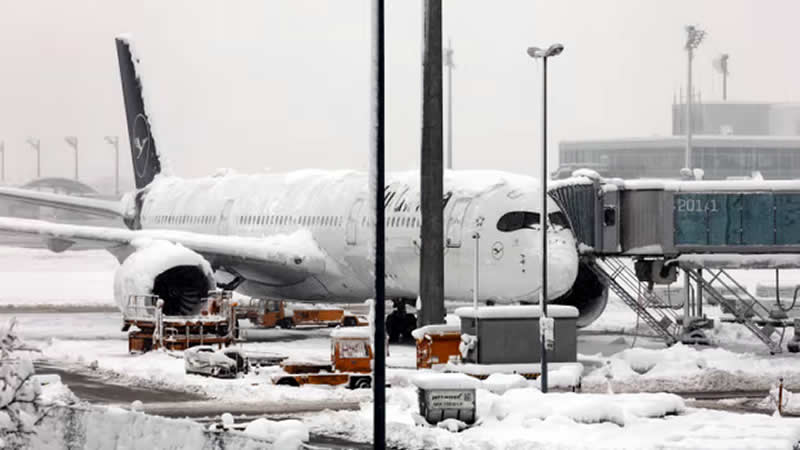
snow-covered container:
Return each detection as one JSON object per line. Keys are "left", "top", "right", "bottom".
{"left": 412, "top": 373, "right": 479, "bottom": 425}
{"left": 455, "top": 305, "right": 578, "bottom": 365}
{"left": 412, "top": 324, "right": 461, "bottom": 369}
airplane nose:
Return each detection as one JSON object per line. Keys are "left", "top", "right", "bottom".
{"left": 544, "top": 235, "right": 579, "bottom": 299}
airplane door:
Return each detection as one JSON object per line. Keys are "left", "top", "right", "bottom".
{"left": 446, "top": 197, "right": 471, "bottom": 248}
{"left": 218, "top": 199, "right": 235, "bottom": 235}
{"left": 346, "top": 199, "right": 364, "bottom": 245}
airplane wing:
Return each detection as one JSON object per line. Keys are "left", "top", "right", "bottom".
{"left": 0, "top": 186, "right": 125, "bottom": 218}
{"left": 0, "top": 217, "right": 326, "bottom": 283}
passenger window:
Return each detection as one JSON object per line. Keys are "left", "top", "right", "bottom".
{"left": 496, "top": 211, "right": 540, "bottom": 232}
{"left": 603, "top": 206, "right": 616, "bottom": 227}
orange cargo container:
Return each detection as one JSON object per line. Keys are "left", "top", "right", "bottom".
{"left": 413, "top": 324, "right": 462, "bottom": 369}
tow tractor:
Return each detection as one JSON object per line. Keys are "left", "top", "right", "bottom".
{"left": 273, "top": 327, "right": 373, "bottom": 389}
{"left": 123, "top": 290, "right": 237, "bottom": 353}
{"left": 239, "top": 298, "right": 367, "bottom": 329}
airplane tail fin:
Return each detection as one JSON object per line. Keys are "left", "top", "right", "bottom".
{"left": 115, "top": 36, "right": 162, "bottom": 189}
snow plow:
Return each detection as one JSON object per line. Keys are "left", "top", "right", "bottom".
{"left": 123, "top": 290, "right": 237, "bottom": 353}
{"left": 272, "top": 327, "right": 373, "bottom": 389}
{"left": 238, "top": 298, "right": 367, "bottom": 329}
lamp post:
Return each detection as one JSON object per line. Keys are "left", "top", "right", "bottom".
{"left": 26, "top": 138, "right": 41, "bottom": 179}
{"left": 105, "top": 136, "right": 120, "bottom": 196}
{"left": 65, "top": 136, "right": 79, "bottom": 181}
{"left": 684, "top": 25, "right": 705, "bottom": 170}
{"left": 526, "top": 43, "right": 564, "bottom": 394}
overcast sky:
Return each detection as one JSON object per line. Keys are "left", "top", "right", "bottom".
{"left": 0, "top": 0, "right": 798, "bottom": 191}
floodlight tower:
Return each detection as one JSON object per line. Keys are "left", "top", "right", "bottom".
{"left": 684, "top": 25, "right": 706, "bottom": 170}
{"left": 713, "top": 54, "right": 730, "bottom": 101}
{"left": 105, "top": 136, "right": 120, "bottom": 195}
{"left": 444, "top": 38, "right": 455, "bottom": 170}
{"left": 26, "top": 138, "right": 41, "bottom": 179}
{"left": 65, "top": 136, "right": 79, "bottom": 181}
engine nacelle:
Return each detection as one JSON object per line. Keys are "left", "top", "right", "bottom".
{"left": 114, "top": 240, "right": 216, "bottom": 316}
{"left": 551, "top": 260, "right": 609, "bottom": 328}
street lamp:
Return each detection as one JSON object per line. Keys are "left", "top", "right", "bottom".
{"left": 684, "top": 25, "right": 705, "bottom": 170}
{"left": 105, "top": 136, "right": 120, "bottom": 196}
{"left": 26, "top": 137, "right": 41, "bottom": 179}
{"left": 65, "top": 136, "right": 79, "bottom": 181}
{"left": 526, "top": 42, "right": 563, "bottom": 394}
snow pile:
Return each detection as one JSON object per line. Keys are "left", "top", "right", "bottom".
{"left": 581, "top": 343, "right": 800, "bottom": 394}
{"left": 242, "top": 418, "right": 309, "bottom": 449}
{"left": 481, "top": 373, "right": 527, "bottom": 394}
{"left": 0, "top": 319, "right": 76, "bottom": 448}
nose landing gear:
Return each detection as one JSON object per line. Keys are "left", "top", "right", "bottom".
{"left": 385, "top": 299, "right": 417, "bottom": 343}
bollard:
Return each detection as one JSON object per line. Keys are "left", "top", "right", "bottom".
{"left": 779, "top": 377, "right": 785, "bottom": 416}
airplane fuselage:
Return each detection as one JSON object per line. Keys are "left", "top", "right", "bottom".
{"left": 136, "top": 169, "right": 579, "bottom": 304}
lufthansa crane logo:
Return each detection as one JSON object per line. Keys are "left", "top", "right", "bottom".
{"left": 132, "top": 113, "right": 152, "bottom": 178}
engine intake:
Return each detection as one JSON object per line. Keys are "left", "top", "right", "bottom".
{"left": 114, "top": 240, "right": 215, "bottom": 316}
{"left": 551, "top": 260, "right": 609, "bottom": 327}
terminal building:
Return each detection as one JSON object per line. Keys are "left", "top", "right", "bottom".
{"left": 557, "top": 102, "right": 800, "bottom": 180}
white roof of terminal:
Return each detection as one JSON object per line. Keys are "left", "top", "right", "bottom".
{"left": 560, "top": 135, "right": 800, "bottom": 151}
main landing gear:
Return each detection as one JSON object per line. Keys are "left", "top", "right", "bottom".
{"left": 386, "top": 299, "right": 417, "bottom": 343}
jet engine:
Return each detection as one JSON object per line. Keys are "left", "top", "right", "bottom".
{"left": 551, "top": 260, "right": 609, "bottom": 327}
{"left": 113, "top": 240, "right": 216, "bottom": 315}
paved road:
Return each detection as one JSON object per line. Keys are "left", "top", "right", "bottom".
{"left": 34, "top": 361, "right": 372, "bottom": 449}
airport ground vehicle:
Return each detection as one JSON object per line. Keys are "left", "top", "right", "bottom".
{"left": 184, "top": 346, "right": 248, "bottom": 378}
{"left": 273, "top": 327, "right": 373, "bottom": 389}
{"left": 239, "top": 299, "right": 366, "bottom": 329}
{"left": 124, "top": 291, "right": 237, "bottom": 353}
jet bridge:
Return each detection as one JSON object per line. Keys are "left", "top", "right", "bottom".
{"left": 550, "top": 175, "right": 800, "bottom": 353}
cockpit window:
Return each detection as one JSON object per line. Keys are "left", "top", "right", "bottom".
{"left": 497, "top": 211, "right": 540, "bottom": 232}
{"left": 548, "top": 211, "right": 571, "bottom": 230}
{"left": 496, "top": 210, "right": 571, "bottom": 232}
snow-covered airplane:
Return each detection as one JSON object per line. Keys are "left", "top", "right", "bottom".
{"left": 0, "top": 37, "right": 607, "bottom": 338}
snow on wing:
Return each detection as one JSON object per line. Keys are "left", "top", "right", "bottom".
{"left": 0, "top": 217, "right": 326, "bottom": 282}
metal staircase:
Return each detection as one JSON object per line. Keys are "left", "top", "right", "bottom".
{"left": 685, "top": 268, "right": 784, "bottom": 354}
{"left": 587, "top": 257, "right": 680, "bottom": 345}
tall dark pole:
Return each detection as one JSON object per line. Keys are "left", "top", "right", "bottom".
{"left": 419, "top": 0, "right": 446, "bottom": 327}
{"left": 540, "top": 56, "right": 549, "bottom": 393}
{"left": 527, "top": 43, "right": 563, "bottom": 394}
{"left": 371, "top": 1, "right": 386, "bottom": 448}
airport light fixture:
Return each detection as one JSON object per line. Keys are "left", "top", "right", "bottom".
{"left": 65, "top": 136, "right": 79, "bottom": 181}
{"left": 105, "top": 136, "right": 120, "bottom": 195}
{"left": 526, "top": 42, "right": 564, "bottom": 394}
{"left": 684, "top": 25, "right": 705, "bottom": 170}
{"left": 26, "top": 137, "right": 41, "bottom": 179}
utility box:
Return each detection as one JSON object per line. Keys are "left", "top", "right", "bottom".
{"left": 413, "top": 373, "right": 479, "bottom": 425}
{"left": 412, "top": 324, "right": 462, "bottom": 369}
{"left": 454, "top": 305, "right": 578, "bottom": 365}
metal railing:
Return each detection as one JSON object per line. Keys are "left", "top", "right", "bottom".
{"left": 685, "top": 268, "right": 783, "bottom": 354}
{"left": 588, "top": 257, "right": 680, "bottom": 345}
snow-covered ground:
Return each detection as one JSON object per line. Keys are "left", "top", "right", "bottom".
{"left": 0, "top": 247, "right": 117, "bottom": 307}
{"left": 3, "top": 247, "right": 800, "bottom": 448}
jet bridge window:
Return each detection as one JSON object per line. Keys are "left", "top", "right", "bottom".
{"left": 496, "top": 211, "right": 540, "bottom": 232}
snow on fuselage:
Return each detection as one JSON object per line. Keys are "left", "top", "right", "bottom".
{"left": 137, "top": 169, "right": 579, "bottom": 304}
